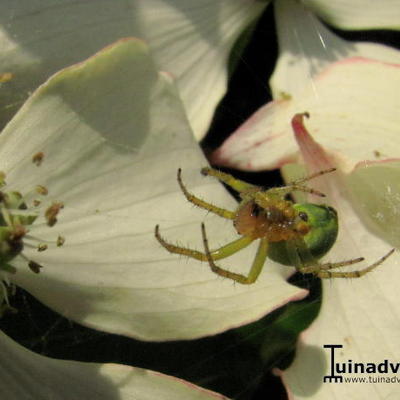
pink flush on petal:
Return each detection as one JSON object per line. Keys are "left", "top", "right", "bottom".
{"left": 290, "top": 113, "right": 340, "bottom": 200}
{"left": 292, "top": 112, "right": 335, "bottom": 173}
{"left": 210, "top": 100, "right": 294, "bottom": 171}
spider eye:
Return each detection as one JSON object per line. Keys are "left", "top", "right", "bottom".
{"left": 251, "top": 203, "right": 262, "bottom": 217}
{"left": 298, "top": 211, "right": 308, "bottom": 222}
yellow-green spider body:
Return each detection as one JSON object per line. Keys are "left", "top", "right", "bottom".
{"left": 155, "top": 168, "right": 393, "bottom": 284}
{"left": 267, "top": 203, "right": 338, "bottom": 267}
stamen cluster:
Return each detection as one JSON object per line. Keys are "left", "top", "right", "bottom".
{"left": 0, "top": 153, "right": 65, "bottom": 313}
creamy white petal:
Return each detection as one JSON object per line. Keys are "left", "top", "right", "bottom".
{"left": 303, "top": 0, "right": 400, "bottom": 30}
{"left": 271, "top": 0, "right": 400, "bottom": 98}
{"left": 346, "top": 161, "right": 400, "bottom": 249}
{"left": 281, "top": 177, "right": 400, "bottom": 399}
{"left": 213, "top": 58, "right": 400, "bottom": 172}
{"left": 0, "top": 0, "right": 267, "bottom": 139}
{"left": 278, "top": 124, "right": 399, "bottom": 400}
{"left": 213, "top": 0, "right": 400, "bottom": 171}
{"left": 0, "top": 330, "right": 230, "bottom": 400}
{"left": 2, "top": 39, "right": 305, "bottom": 340}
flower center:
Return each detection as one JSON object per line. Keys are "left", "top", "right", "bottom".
{"left": 0, "top": 175, "right": 65, "bottom": 269}
{"left": 1, "top": 75, "right": 64, "bottom": 311}
{"left": 0, "top": 155, "right": 65, "bottom": 313}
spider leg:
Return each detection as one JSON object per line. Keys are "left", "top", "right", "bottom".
{"left": 267, "top": 168, "right": 336, "bottom": 198}
{"left": 155, "top": 225, "right": 253, "bottom": 261}
{"left": 201, "top": 167, "right": 259, "bottom": 193}
{"left": 300, "top": 257, "right": 364, "bottom": 274}
{"left": 267, "top": 184, "right": 326, "bottom": 198}
{"left": 177, "top": 169, "right": 235, "bottom": 219}
{"left": 291, "top": 168, "right": 336, "bottom": 185}
{"left": 301, "top": 248, "right": 395, "bottom": 279}
{"left": 201, "top": 223, "right": 268, "bottom": 284}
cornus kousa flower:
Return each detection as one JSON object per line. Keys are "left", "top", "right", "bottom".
{"left": 208, "top": 1, "right": 400, "bottom": 399}
{"left": 213, "top": 0, "right": 400, "bottom": 171}
{"left": 275, "top": 114, "right": 400, "bottom": 400}
{"left": 1, "top": 0, "right": 399, "bottom": 141}
{"left": 3, "top": 0, "right": 397, "bottom": 142}
{"left": 1, "top": 2, "right": 398, "bottom": 399}
{"left": 0, "top": 38, "right": 311, "bottom": 399}
{"left": 0, "top": 0, "right": 267, "bottom": 139}
{"left": 0, "top": 38, "right": 244, "bottom": 398}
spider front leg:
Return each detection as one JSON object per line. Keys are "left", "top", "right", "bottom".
{"left": 201, "top": 167, "right": 259, "bottom": 193}
{"left": 177, "top": 169, "right": 235, "bottom": 220}
{"left": 268, "top": 167, "right": 337, "bottom": 198}
{"left": 299, "top": 248, "right": 395, "bottom": 279}
{"left": 155, "top": 225, "right": 254, "bottom": 262}
{"left": 201, "top": 223, "right": 269, "bottom": 284}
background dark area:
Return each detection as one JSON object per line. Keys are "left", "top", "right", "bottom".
{"left": 1, "top": 4, "right": 399, "bottom": 400}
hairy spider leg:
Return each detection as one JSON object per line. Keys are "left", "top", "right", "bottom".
{"left": 299, "top": 257, "right": 364, "bottom": 274}
{"left": 310, "top": 248, "right": 395, "bottom": 279}
{"left": 292, "top": 168, "right": 336, "bottom": 185}
{"left": 201, "top": 223, "right": 269, "bottom": 284}
{"left": 201, "top": 167, "right": 259, "bottom": 193}
{"left": 269, "top": 184, "right": 326, "bottom": 198}
{"left": 290, "top": 237, "right": 395, "bottom": 279}
{"left": 155, "top": 224, "right": 254, "bottom": 261}
{"left": 177, "top": 168, "right": 235, "bottom": 219}
{"left": 268, "top": 167, "right": 337, "bottom": 198}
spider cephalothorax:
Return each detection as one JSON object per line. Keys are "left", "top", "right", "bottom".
{"left": 233, "top": 197, "right": 310, "bottom": 241}
{"left": 155, "top": 167, "right": 393, "bottom": 284}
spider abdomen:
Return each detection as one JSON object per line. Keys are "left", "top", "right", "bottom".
{"left": 268, "top": 203, "right": 339, "bottom": 266}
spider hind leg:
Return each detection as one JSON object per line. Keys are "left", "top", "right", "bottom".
{"left": 300, "top": 248, "right": 395, "bottom": 279}
{"left": 155, "top": 224, "right": 253, "bottom": 262}
{"left": 201, "top": 223, "right": 269, "bottom": 285}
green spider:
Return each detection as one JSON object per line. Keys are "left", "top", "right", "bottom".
{"left": 155, "top": 167, "right": 394, "bottom": 284}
